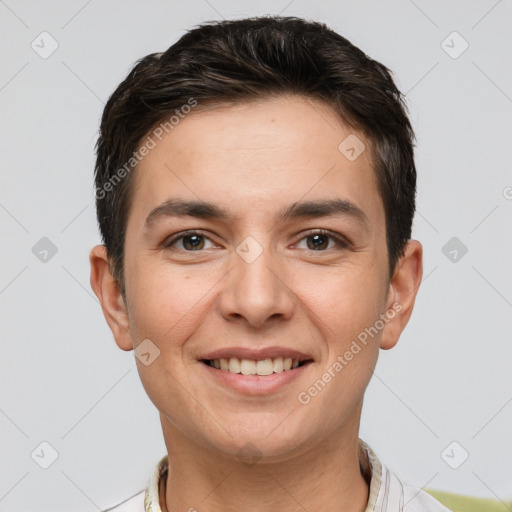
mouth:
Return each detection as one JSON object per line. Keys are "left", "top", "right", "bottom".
{"left": 201, "top": 356, "right": 314, "bottom": 376}
{"left": 198, "top": 348, "right": 315, "bottom": 395}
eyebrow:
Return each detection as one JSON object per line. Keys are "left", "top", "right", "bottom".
{"left": 144, "top": 198, "right": 369, "bottom": 230}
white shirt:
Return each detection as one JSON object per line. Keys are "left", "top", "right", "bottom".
{"left": 103, "top": 439, "right": 452, "bottom": 512}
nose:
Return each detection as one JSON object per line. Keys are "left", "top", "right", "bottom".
{"left": 218, "top": 237, "right": 295, "bottom": 328}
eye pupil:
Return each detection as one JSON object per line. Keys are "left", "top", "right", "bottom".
{"left": 184, "top": 234, "right": 204, "bottom": 250}
{"left": 308, "top": 234, "right": 328, "bottom": 250}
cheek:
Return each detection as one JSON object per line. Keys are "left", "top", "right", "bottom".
{"left": 125, "top": 256, "right": 220, "bottom": 347}
{"left": 294, "top": 270, "right": 383, "bottom": 434}
{"left": 292, "top": 263, "right": 385, "bottom": 398}
{"left": 295, "top": 263, "right": 386, "bottom": 340}
{"left": 124, "top": 260, "right": 213, "bottom": 430}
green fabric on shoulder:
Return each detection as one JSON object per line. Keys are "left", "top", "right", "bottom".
{"left": 425, "top": 489, "right": 512, "bottom": 512}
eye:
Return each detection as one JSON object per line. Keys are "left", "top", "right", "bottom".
{"left": 294, "top": 230, "right": 350, "bottom": 251}
{"left": 163, "top": 229, "right": 351, "bottom": 252}
{"left": 163, "top": 230, "right": 216, "bottom": 251}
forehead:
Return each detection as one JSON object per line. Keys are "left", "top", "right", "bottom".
{"left": 128, "top": 95, "right": 383, "bottom": 229}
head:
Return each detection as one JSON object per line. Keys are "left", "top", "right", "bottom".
{"left": 90, "top": 16, "right": 422, "bottom": 460}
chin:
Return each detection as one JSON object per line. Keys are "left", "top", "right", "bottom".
{"left": 207, "top": 420, "right": 313, "bottom": 463}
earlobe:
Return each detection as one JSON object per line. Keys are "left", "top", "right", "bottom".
{"left": 89, "top": 245, "right": 134, "bottom": 351}
{"left": 380, "top": 240, "right": 423, "bottom": 350}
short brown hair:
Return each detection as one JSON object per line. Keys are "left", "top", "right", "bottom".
{"left": 94, "top": 15, "right": 416, "bottom": 297}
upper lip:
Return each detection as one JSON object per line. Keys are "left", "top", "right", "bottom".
{"left": 200, "top": 346, "right": 314, "bottom": 362}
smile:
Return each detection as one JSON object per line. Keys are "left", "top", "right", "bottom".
{"left": 203, "top": 357, "right": 312, "bottom": 376}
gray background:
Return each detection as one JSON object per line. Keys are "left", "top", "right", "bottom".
{"left": 1, "top": 0, "right": 511, "bottom": 510}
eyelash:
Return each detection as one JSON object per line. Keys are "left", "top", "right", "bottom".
{"left": 163, "top": 229, "right": 351, "bottom": 252}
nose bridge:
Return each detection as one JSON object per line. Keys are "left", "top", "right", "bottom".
{"left": 220, "top": 233, "right": 293, "bottom": 326}
{"left": 237, "top": 235, "right": 277, "bottom": 289}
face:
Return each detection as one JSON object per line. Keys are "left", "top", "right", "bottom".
{"left": 91, "top": 94, "right": 422, "bottom": 461}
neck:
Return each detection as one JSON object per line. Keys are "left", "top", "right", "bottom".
{"left": 159, "top": 420, "right": 370, "bottom": 512}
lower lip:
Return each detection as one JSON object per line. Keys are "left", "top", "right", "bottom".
{"left": 201, "top": 361, "right": 312, "bottom": 395}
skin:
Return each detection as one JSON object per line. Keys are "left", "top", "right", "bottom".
{"left": 90, "top": 94, "right": 422, "bottom": 512}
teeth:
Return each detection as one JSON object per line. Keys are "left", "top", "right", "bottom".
{"left": 228, "top": 358, "right": 241, "bottom": 374}
{"left": 240, "top": 359, "right": 256, "bottom": 375}
{"left": 273, "top": 357, "right": 284, "bottom": 373}
{"left": 208, "top": 356, "right": 304, "bottom": 375}
{"left": 256, "top": 358, "right": 274, "bottom": 376}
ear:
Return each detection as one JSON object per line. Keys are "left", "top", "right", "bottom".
{"left": 89, "top": 245, "right": 134, "bottom": 351}
{"left": 380, "top": 240, "right": 423, "bottom": 350}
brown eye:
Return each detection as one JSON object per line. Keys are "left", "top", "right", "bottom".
{"left": 164, "top": 231, "right": 214, "bottom": 251}
{"left": 295, "top": 230, "right": 350, "bottom": 251}
{"left": 181, "top": 234, "right": 205, "bottom": 250}
{"left": 306, "top": 233, "right": 330, "bottom": 250}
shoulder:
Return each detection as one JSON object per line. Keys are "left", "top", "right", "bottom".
{"left": 401, "top": 481, "right": 454, "bottom": 511}
{"left": 102, "top": 453, "right": 168, "bottom": 512}
{"left": 359, "top": 440, "right": 452, "bottom": 512}
{"left": 102, "top": 489, "right": 145, "bottom": 512}
{"left": 375, "top": 464, "right": 453, "bottom": 511}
